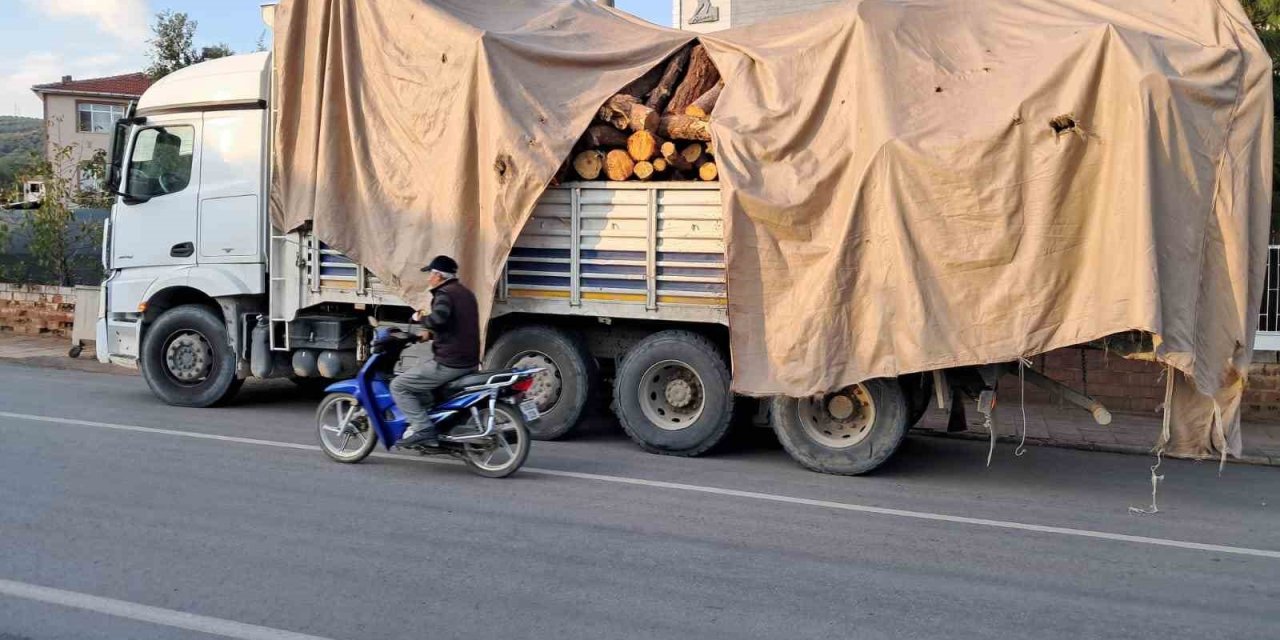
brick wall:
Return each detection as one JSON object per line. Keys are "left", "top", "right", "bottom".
{"left": 1036, "top": 347, "right": 1280, "bottom": 420}
{"left": 0, "top": 283, "right": 76, "bottom": 338}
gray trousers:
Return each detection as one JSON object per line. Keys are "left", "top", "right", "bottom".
{"left": 389, "top": 356, "right": 476, "bottom": 434}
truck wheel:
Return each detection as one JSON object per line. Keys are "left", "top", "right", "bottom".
{"left": 771, "top": 379, "right": 908, "bottom": 475}
{"left": 613, "top": 330, "right": 733, "bottom": 456}
{"left": 139, "top": 305, "right": 243, "bottom": 407}
{"left": 484, "top": 325, "right": 593, "bottom": 440}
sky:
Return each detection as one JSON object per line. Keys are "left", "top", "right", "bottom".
{"left": 0, "top": 0, "right": 673, "bottom": 119}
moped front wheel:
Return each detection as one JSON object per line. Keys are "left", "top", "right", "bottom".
{"left": 317, "top": 393, "right": 378, "bottom": 463}
{"left": 460, "top": 405, "right": 530, "bottom": 478}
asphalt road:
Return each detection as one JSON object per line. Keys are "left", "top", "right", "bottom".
{"left": 1, "top": 362, "right": 1277, "bottom": 639}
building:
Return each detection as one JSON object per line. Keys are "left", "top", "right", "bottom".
{"left": 30, "top": 73, "right": 154, "bottom": 186}
{"left": 674, "top": 0, "right": 841, "bottom": 32}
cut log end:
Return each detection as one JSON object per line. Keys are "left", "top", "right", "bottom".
{"left": 680, "top": 142, "right": 704, "bottom": 165}
{"left": 698, "top": 161, "right": 718, "bottom": 182}
{"left": 573, "top": 150, "right": 604, "bottom": 181}
{"left": 627, "top": 130, "right": 661, "bottom": 162}
{"left": 652, "top": 158, "right": 669, "bottom": 172}
{"left": 605, "top": 149, "right": 635, "bottom": 182}
{"left": 634, "top": 161, "right": 655, "bottom": 181}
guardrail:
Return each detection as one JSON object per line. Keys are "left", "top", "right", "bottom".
{"left": 1259, "top": 245, "right": 1280, "bottom": 351}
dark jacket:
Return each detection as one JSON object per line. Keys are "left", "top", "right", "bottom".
{"left": 421, "top": 279, "right": 480, "bottom": 368}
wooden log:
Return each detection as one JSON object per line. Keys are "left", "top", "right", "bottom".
{"left": 652, "top": 157, "right": 669, "bottom": 173}
{"left": 573, "top": 150, "right": 604, "bottom": 181}
{"left": 666, "top": 44, "right": 720, "bottom": 115}
{"left": 645, "top": 47, "right": 692, "bottom": 113}
{"left": 697, "top": 160, "right": 718, "bottom": 181}
{"left": 582, "top": 124, "right": 630, "bottom": 148}
{"left": 658, "top": 114, "right": 711, "bottom": 142}
{"left": 684, "top": 81, "right": 723, "bottom": 119}
{"left": 680, "top": 142, "right": 704, "bottom": 165}
{"left": 660, "top": 141, "right": 693, "bottom": 171}
{"left": 626, "top": 130, "right": 662, "bottom": 162}
{"left": 620, "top": 64, "right": 666, "bottom": 100}
{"left": 634, "top": 161, "right": 655, "bottom": 181}
{"left": 598, "top": 94, "right": 659, "bottom": 133}
{"left": 605, "top": 149, "right": 635, "bottom": 181}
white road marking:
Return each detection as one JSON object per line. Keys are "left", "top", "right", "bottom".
{"left": 3, "top": 410, "right": 1279, "bottom": 560}
{"left": 0, "top": 577, "right": 336, "bottom": 640}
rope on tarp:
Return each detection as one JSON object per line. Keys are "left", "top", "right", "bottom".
{"left": 1130, "top": 363, "right": 1175, "bottom": 515}
{"left": 1014, "top": 357, "right": 1033, "bottom": 457}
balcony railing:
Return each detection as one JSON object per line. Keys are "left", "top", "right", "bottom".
{"left": 1259, "top": 245, "right": 1280, "bottom": 351}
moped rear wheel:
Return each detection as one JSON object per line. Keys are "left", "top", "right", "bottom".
{"left": 317, "top": 393, "right": 378, "bottom": 463}
{"left": 460, "top": 405, "right": 530, "bottom": 478}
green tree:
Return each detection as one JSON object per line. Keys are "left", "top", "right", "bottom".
{"left": 1241, "top": 0, "right": 1280, "bottom": 242}
{"left": 145, "top": 10, "right": 235, "bottom": 79}
{"left": 12, "top": 125, "right": 108, "bottom": 286}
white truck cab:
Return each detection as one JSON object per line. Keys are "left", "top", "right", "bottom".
{"left": 99, "top": 52, "right": 272, "bottom": 406}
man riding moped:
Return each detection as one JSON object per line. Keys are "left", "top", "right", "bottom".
{"left": 391, "top": 255, "right": 480, "bottom": 448}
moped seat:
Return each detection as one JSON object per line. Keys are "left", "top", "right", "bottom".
{"left": 440, "top": 370, "right": 512, "bottom": 396}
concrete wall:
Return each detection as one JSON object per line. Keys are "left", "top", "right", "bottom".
{"left": 0, "top": 283, "right": 76, "bottom": 338}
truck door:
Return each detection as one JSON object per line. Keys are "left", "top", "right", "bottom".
{"left": 197, "top": 109, "right": 264, "bottom": 264}
{"left": 111, "top": 115, "right": 202, "bottom": 269}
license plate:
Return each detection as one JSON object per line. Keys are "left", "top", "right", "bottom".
{"left": 518, "top": 399, "right": 540, "bottom": 422}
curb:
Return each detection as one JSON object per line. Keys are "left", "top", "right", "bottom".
{"left": 909, "top": 428, "right": 1277, "bottom": 467}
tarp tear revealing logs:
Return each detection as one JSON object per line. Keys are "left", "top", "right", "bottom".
{"left": 271, "top": 0, "right": 1272, "bottom": 460}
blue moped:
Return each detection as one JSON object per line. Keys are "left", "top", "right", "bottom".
{"left": 315, "top": 327, "right": 541, "bottom": 477}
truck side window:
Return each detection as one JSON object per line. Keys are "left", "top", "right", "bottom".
{"left": 125, "top": 126, "right": 195, "bottom": 200}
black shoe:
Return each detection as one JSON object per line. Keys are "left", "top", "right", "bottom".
{"left": 398, "top": 429, "right": 440, "bottom": 448}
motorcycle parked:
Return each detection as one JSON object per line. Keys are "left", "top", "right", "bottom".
{"left": 316, "top": 326, "right": 540, "bottom": 477}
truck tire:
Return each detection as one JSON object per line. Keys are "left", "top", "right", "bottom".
{"left": 483, "top": 325, "right": 593, "bottom": 440}
{"left": 771, "top": 379, "right": 908, "bottom": 475}
{"left": 613, "top": 330, "right": 733, "bottom": 456}
{"left": 139, "top": 305, "right": 243, "bottom": 407}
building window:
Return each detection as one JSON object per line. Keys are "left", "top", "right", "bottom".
{"left": 77, "top": 102, "right": 126, "bottom": 134}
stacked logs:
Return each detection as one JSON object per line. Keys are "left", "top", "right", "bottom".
{"left": 564, "top": 44, "right": 722, "bottom": 183}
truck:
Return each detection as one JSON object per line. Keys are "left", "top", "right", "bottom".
{"left": 100, "top": 4, "right": 1244, "bottom": 476}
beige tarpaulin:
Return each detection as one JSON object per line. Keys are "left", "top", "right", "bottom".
{"left": 272, "top": 0, "right": 1272, "bottom": 459}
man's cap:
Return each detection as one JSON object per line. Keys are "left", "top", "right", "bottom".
{"left": 421, "top": 255, "right": 459, "bottom": 274}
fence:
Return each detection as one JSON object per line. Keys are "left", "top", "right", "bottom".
{"left": 1258, "top": 245, "right": 1280, "bottom": 351}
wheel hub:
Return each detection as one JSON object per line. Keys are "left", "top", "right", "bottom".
{"left": 798, "top": 384, "right": 877, "bottom": 449}
{"left": 511, "top": 352, "right": 560, "bottom": 413}
{"left": 665, "top": 378, "right": 694, "bottom": 408}
{"left": 164, "top": 332, "right": 211, "bottom": 383}
{"left": 639, "top": 360, "right": 706, "bottom": 431}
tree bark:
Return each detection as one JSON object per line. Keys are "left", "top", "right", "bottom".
{"left": 627, "top": 130, "right": 662, "bottom": 162}
{"left": 573, "top": 150, "right": 604, "bottom": 181}
{"left": 658, "top": 114, "right": 711, "bottom": 141}
{"left": 666, "top": 44, "right": 720, "bottom": 115}
{"left": 645, "top": 47, "right": 692, "bottom": 113}
{"left": 620, "top": 64, "right": 665, "bottom": 100}
{"left": 684, "top": 81, "right": 723, "bottom": 119}
{"left": 582, "top": 124, "right": 630, "bottom": 148}
{"left": 599, "top": 94, "right": 658, "bottom": 133}
{"left": 605, "top": 149, "right": 635, "bottom": 181}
